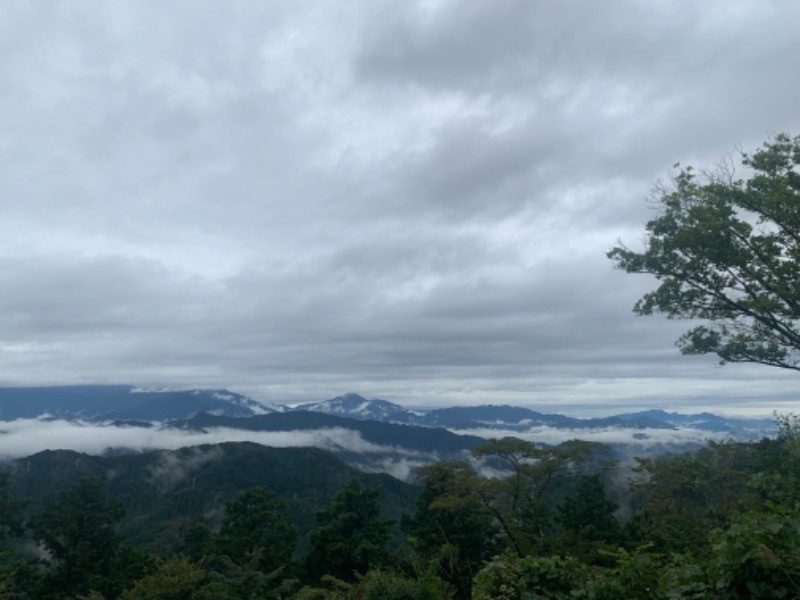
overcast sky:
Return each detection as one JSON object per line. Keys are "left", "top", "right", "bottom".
{"left": 0, "top": 1, "right": 797, "bottom": 416}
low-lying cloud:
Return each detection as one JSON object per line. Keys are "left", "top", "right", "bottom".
{"left": 451, "top": 425, "right": 743, "bottom": 449}
{"left": 0, "top": 418, "right": 412, "bottom": 461}
{"left": 0, "top": 416, "right": 776, "bottom": 483}
{"left": 148, "top": 445, "right": 225, "bottom": 494}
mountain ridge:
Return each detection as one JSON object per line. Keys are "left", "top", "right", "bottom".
{"left": 8, "top": 441, "right": 418, "bottom": 553}
{"left": 0, "top": 385, "right": 271, "bottom": 420}
{"left": 0, "top": 385, "right": 776, "bottom": 438}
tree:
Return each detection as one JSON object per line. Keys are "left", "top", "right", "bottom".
{"left": 469, "top": 438, "right": 612, "bottom": 556}
{"left": 303, "top": 477, "right": 393, "bottom": 583}
{"left": 555, "top": 474, "right": 622, "bottom": 564}
{"left": 29, "top": 477, "right": 148, "bottom": 599}
{"left": 213, "top": 486, "right": 297, "bottom": 574}
{"left": 402, "top": 462, "right": 500, "bottom": 600}
{"left": 0, "top": 471, "right": 27, "bottom": 540}
{"left": 745, "top": 413, "right": 800, "bottom": 508}
{"left": 197, "top": 487, "right": 299, "bottom": 598}
{"left": 608, "top": 133, "right": 800, "bottom": 371}
{"left": 624, "top": 444, "right": 754, "bottom": 557}
{"left": 0, "top": 470, "right": 29, "bottom": 595}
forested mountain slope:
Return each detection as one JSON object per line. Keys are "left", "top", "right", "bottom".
{"left": 8, "top": 441, "right": 418, "bottom": 553}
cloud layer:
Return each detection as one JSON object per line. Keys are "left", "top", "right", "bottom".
{"left": 0, "top": 418, "right": 449, "bottom": 481}
{"left": 0, "top": 1, "right": 797, "bottom": 413}
{"left": 0, "top": 418, "right": 411, "bottom": 460}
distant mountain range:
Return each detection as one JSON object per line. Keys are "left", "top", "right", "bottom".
{"left": 0, "top": 386, "right": 776, "bottom": 438}
{"left": 293, "top": 393, "right": 775, "bottom": 437}
{"left": 0, "top": 385, "right": 268, "bottom": 421}
{"left": 0, "top": 386, "right": 779, "bottom": 482}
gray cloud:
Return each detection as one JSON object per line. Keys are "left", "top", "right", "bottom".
{"left": 0, "top": 1, "right": 796, "bottom": 415}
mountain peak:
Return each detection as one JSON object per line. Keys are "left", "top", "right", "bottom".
{"left": 292, "top": 393, "right": 408, "bottom": 421}
{"left": 331, "top": 392, "right": 369, "bottom": 404}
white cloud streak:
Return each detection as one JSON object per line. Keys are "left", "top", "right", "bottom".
{"left": 0, "top": 418, "right": 414, "bottom": 461}
{"left": 451, "top": 426, "right": 733, "bottom": 449}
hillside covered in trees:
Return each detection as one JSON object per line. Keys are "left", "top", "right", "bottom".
{"left": 0, "top": 415, "right": 797, "bottom": 598}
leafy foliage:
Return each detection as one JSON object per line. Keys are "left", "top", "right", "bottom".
{"left": 353, "top": 569, "right": 444, "bottom": 600}
{"left": 119, "top": 558, "right": 207, "bottom": 600}
{"left": 609, "top": 133, "right": 800, "bottom": 370}
{"left": 707, "top": 504, "right": 800, "bottom": 599}
{"left": 473, "top": 553, "right": 590, "bottom": 600}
